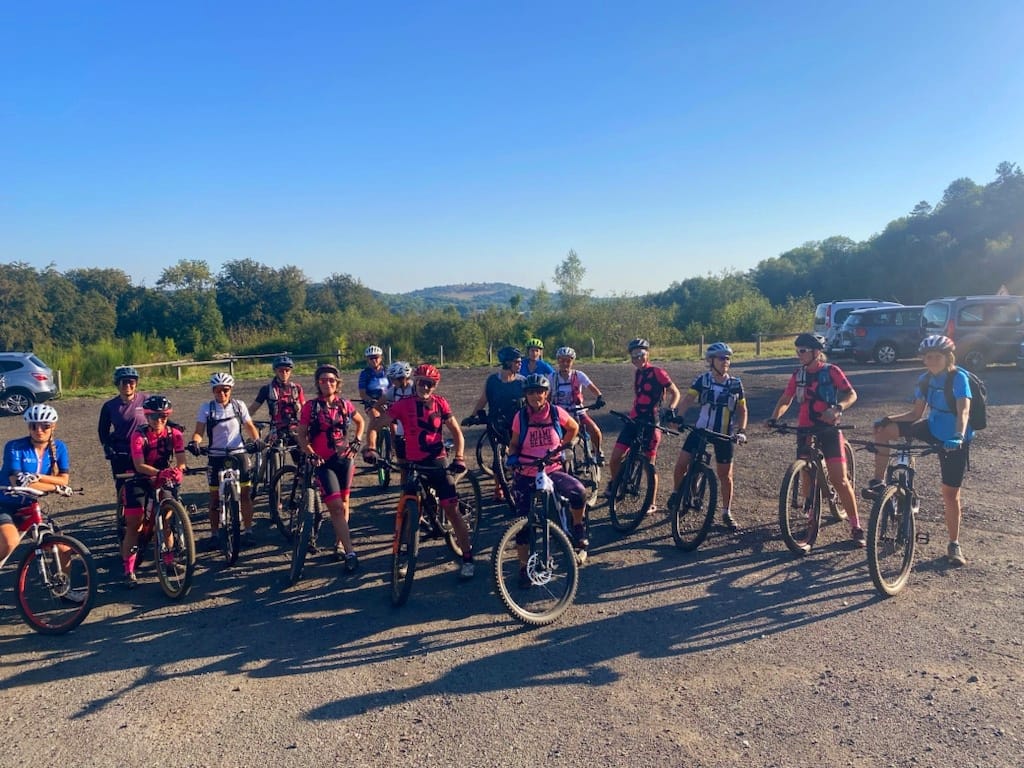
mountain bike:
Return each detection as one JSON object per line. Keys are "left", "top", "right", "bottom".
{"left": 285, "top": 454, "right": 329, "bottom": 585}
{"left": 114, "top": 469, "right": 201, "bottom": 599}
{"left": 252, "top": 424, "right": 300, "bottom": 541}
{"left": 864, "top": 439, "right": 936, "bottom": 596}
{"left": 666, "top": 422, "right": 740, "bottom": 552}
{"left": 606, "top": 410, "right": 679, "bottom": 533}
{"left": 771, "top": 423, "right": 856, "bottom": 555}
{"left": 382, "top": 455, "right": 482, "bottom": 606}
{"left": 562, "top": 402, "right": 603, "bottom": 505}
{"left": 492, "top": 451, "right": 581, "bottom": 627}
{"left": 197, "top": 445, "right": 259, "bottom": 566}
{"left": 466, "top": 415, "right": 515, "bottom": 512}
{"left": 0, "top": 485, "right": 96, "bottom": 634}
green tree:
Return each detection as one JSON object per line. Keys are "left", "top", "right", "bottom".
{"left": 553, "top": 248, "right": 591, "bottom": 312}
{"left": 0, "top": 263, "right": 50, "bottom": 349}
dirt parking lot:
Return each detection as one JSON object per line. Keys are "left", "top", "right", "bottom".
{"left": 1, "top": 357, "right": 1022, "bottom": 767}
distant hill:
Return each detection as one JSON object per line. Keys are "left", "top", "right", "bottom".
{"left": 374, "top": 282, "right": 540, "bottom": 315}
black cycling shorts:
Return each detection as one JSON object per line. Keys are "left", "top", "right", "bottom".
{"left": 897, "top": 420, "right": 970, "bottom": 488}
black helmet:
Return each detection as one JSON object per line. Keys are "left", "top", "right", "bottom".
{"left": 143, "top": 395, "right": 173, "bottom": 416}
{"left": 523, "top": 373, "right": 550, "bottom": 392}
{"left": 113, "top": 365, "right": 140, "bottom": 384}
{"left": 273, "top": 355, "right": 294, "bottom": 369}
{"left": 627, "top": 338, "right": 650, "bottom": 353}
{"left": 794, "top": 332, "right": 826, "bottom": 351}
{"left": 497, "top": 346, "right": 523, "bottom": 367}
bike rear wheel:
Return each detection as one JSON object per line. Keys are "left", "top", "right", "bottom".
{"left": 437, "top": 471, "right": 481, "bottom": 558}
{"left": 778, "top": 459, "right": 822, "bottom": 555}
{"left": 390, "top": 498, "right": 420, "bottom": 606}
{"left": 867, "top": 486, "right": 916, "bottom": 597}
{"left": 671, "top": 464, "right": 718, "bottom": 551}
{"left": 269, "top": 465, "right": 300, "bottom": 542}
{"left": 15, "top": 534, "right": 97, "bottom": 635}
{"left": 492, "top": 514, "right": 579, "bottom": 627}
{"left": 288, "top": 487, "right": 317, "bottom": 585}
{"left": 569, "top": 442, "right": 602, "bottom": 505}
{"left": 608, "top": 454, "right": 655, "bottom": 533}
{"left": 221, "top": 493, "right": 241, "bottom": 565}
{"left": 154, "top": 499, "right": 196, "bottom": 599}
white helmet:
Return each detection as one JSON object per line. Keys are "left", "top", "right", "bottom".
{"left": 364, "top": 345, "right": 383, "bottom": 357}
{"left": 24, "top": 404, "right": 59, "bottom": 424}
{"left": 387, "top": 361, "right": 412, "bottom": 379}
{"left": 210, "top": 372, "right": 235, "bottom": 388}
{"left": 555, "top": 346, "right": 576, "bottom": 359}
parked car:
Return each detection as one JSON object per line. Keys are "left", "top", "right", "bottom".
{"left": 0, "top": 352, "right": 58, "bottom": 415}
{"left": 814, "top": 299, "right": 904, "bottom": 354}
{"left": 835, "top": 305, "right": 925, "bottom": 365}
{"left": 920, "top": 294, "right": 1024, "bottom": 368}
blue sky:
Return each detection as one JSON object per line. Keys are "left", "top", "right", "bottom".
{"left": 2, "top": 1, "right": 1021, "bottom": 296}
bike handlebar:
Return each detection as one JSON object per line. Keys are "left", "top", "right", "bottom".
{"left": 609, "top": 409, "right": 680, "bottom": 436}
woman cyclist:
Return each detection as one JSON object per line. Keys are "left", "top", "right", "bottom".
{"left": 523, "top": 338, "right": 555, "bottom": 376}
{"left": 365, "top": 361, "right": 416, "bottom": 483}
{"left": 465, "top": 345, "right": 526, "bottom": 501}
{"left": 372, "top": 364, "right": 476, "bottom": 579}
{"left": 507, "top": 374, "right": 589, "bottom": 563}
{"left": 358, "top": 345, "right": 390, "bottom": 418}
{"left": 605, "top": 338, "right": 681, "bottom": 509}
{"left": 765, "top": 332, "right": 864, "bottom": 546}
{"left": 668, "top": 342, "right": 747, "bottom": 531}
{"left": 122, "top": 396, "right": 187, "bottom": 587}
{"left": 1, "top": 404, "right": 70, "bottom": 564}
{"left": 866, "top": 335, "right": 973, "bottom": 566}
{"left": 98, "top": 366, "right": 148, "bottom": 491}
{"left": 189, "top": 373, "right": 262, "bottom": 550}
{"left": 248, "top": 355, "right": 305, "bottom": 451}
{"left": 296, "top": 364, "right": 365, "bottom": 572}
{"left": 549, "top": 345, "right": 606, "bottom": 464}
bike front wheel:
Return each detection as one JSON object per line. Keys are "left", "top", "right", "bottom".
{"left": 671, "top": 465, "right": 718, "bottom": 551}
{"left": 867, "top": 486, "right": 916, "bottom": 597}
{"left": 154, "top": 499, "right": 196, "bottom": 600}
{"left": 15, "top": 533, "right": 97, "bottom": 635}
{"left": 377, "top": 429, "right": 393, "bottom": 489}
{"left": 288, "top": 487, "right": 317, "bottom": 585}
{"left": 269, "top": 465, "right": 300, "bottom": 542}
{"left": 608, "top": 455, "right": 655, "bottom": 533}
{"left": 492, "top": 514, "right": 579, "bottom": 627}
{"left": 778, "top": 459, "right": 821, "bottom": 555}
{"left": 221, "top": 493, "right": 241, "bottom": 565}
{"left": 390, "top": 498, "right": 420, "bottom": 606}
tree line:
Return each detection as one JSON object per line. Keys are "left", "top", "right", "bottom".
{"left": 2, "top": 163, "right": 1020, "bottom": 387}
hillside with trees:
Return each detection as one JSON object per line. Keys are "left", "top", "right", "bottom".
{"left": 2, "top": 163, "right": 1021, "bottom": 386}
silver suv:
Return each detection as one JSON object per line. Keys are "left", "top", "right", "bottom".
{"left": 0, "top": 353, "right": 58, "bottom": 415}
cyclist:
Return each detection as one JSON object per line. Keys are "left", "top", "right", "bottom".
{"left": 0, "top": 404, "right": 70, "bottom": 564}
{"left": 369, "top": 363, "right": 476, "bottom": 578}
{"left": 296, "top": 364, "right": 365, "bottom": 572}
{"left": 365, "top": 361, "right": 415, "bottom": 482}
{"left": 121, "top": 395, "right": 187, "bottom": 587}
{"left": 605, "top": 338, "right": 681, "bottom": 510}
{"left": 667, "top": 342, "right": 748, "bottom": 531}
{"left": 98, "top": 366, "right": 148, "bottom": 490}
{"left": 866, "top": 335, "right": 973, "bottom": 566}
{"left": 765, "top": 332, "right": 865, "bottom": 546}
{"left": 188, "top": 373, "right": 263, "bottom": 550}
{"left": 465, "top": 345, "right": 526, "bottom": 501}
{"left": 507, "top": 374, "right": 589, "bottom": 563}
{"left": 358, "top": 345, "right": 390, "bottom": 419}
{"left": 549, "top": 345, "right": 606, "bottom": 465}
{"left": 523, "top": 338, "right": 555, "bottom": 376}
{"left": 248, "top": 355, "right": 306, "bottom": 453}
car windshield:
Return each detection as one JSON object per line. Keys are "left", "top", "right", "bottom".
{"left": 922, "top": 303, "right": 949, "bottom": 329}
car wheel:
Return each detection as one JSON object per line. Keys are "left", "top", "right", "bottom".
{"left": 874, "top": 343, "right": 898, "bottom": 366}
{"left": 963, "top": 349, "right": 987, "bottom": 369}
{"left": 2, "top": 388, "right": 33, "bottom": 415}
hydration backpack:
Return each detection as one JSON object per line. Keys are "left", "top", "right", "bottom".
{"left": 926, "top": 367, "right": 988, "bottom": 431}
{"left": 795, "top": 364, "right": 837, "bottom": 406}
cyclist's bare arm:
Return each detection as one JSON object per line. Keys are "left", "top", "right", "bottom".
{"left": 443, "top": 414, "right": 466, "bottom": 460}
{"left": 766, "top": 393, "right": 794, "bottom": 425}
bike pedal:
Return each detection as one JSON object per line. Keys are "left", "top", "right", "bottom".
{"left": 915, "top": 532, "right": 930, "bottom": 545}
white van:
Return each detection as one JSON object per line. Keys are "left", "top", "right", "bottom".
{"left": 813, "top": 300, "right": 903, "bottom": 354}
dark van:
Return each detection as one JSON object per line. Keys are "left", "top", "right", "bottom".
{"left": 921, "top": 295, "right": 1024, "bottom": 368}
{"left": 836, "top": 306, "right": 924, "bottom": 365}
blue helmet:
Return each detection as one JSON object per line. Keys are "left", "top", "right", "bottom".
{"left": 706, "top": 342, "right": 733, "bottom": 358}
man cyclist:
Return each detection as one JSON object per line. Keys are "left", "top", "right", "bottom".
{"left": 507, "top": 374, "right": 589, "bottom": 563}
{"left": 765, "top": 332, "right": 865, "bottom": 547}
{"left": 121, "top": 395, "right": 187, "bottom": 587}
{"left": 667, "top": 342, "right": 747, "bottom": 531}
{"left": 248, "top": 355, "right": 306, "bottom": 456}
{"left": 549, "top": 345, "right": 606, "bottom": 465}
{"left": 866, "top": 335, "right": 973, "bottom": 566}
{"left": 98, "top": 366, "right": 148, "bottom": 493}
{"left": 189, "top": 373, "right": 263, "bottom": 550}
{"left": 465, "top": 345, "right": 526, "bottom": 501}
{"left": 605, "top": 338, "right": 681, "bottom": 510}
{"left": 369, "top": 364, "right": 476, "bottom": 579}
{"left": 296, "top": 364, "right": 365, "bottom": 572}
{"left": 523, "top": 338, "right": 555, "bottom": 376}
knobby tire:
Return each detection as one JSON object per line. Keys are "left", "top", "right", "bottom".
{"left": 867, "top": 485, "right": 916, "bottom": 597}
{"left": 15, "top": 533, "right": 97, "bottom": 635}
{"left": 779, "top": 459, "right": 821, "bottom": 555}
{"left": 608, "top": 454, "right": 655, "bottom": 533}
{"left": 154, "top": 498, "right": 196, "bottom": 600}
{"left": 671, "top": 464, "right": 718, "bottom": 551}
{"left": 390, "top": 497, "right": 419, "bottom": 606}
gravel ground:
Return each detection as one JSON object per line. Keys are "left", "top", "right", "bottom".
{"left": 1, "top": 358, "right": 1022, "bottom": 768}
